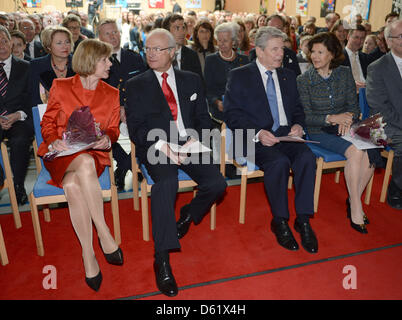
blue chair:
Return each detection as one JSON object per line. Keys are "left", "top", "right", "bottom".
{"left": 29, "top": 106, "right": 121, "bottom": 256}
{"left": 131, "top": 141, "right": 217, "bottom": 241}
{"left": 359, "top": 87, "right": 393, "bottom": 203}
{"left": 0, "top": 141, "right": 20, "bottom": 228}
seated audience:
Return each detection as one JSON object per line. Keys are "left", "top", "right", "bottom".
{"left": 204, "top": 22, "right": 248, "bottom": 123}
{"left": 297, "top": 32, "right": 373, "bottom": 234}
{"left": 29, "top": 26, "right": 75, "bottom": 107}
{"left": 18, "top": 18, "right": 46, "bottom": 58}
{"left": 330, "top": 19, "right": 348, "bottom": 49}
{"left": 62, "top": 14, "right": 85, "bottom": 52}
{"left": 10, "top": 30, "right": 31, "bottom": 61}
{"left": 189, "top": 20, "right": 216, "bottom": 75}
{"left": 362, "top": 34, "right": 378, "bottom": 54}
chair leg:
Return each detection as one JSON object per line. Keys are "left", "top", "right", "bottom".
{"left": 364, "top": 174, "right": 374, "bottom": 205}
{"left": 110, "top": 185, "right": 121, "bottom": 246}
{"left": 0, "top": 225, "right": 9, "bottom": 266}
{"left": 1, "top": 142, "right": 21, "bottom": 229}
{"left": 380, "top": 151, "right": 394, "bottom": 202}
{"left": 210, "top": 203, "right": 216, "bottom": 230}
{"left": 335, "top": 170, "right": 341, "bottom": 183}
{"left": 239, "top": 169, "right": 248, "bottom": 224}
{"left": 29, "top": 193, "right": 44, "bottom": 256}
{"left": 314, "top": 158, "right": 324, "bottom": 213}
{"left": 43, "top": 207, "right": 51, "bottom": 222}
{"left": 140, "top": 180, "right": 150, "bottom": 241}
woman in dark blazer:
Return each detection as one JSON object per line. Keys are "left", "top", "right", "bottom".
{"left": 30, "top": 26, "right": 75, "bottom": 107}
{"left": 297, "top": 32, "right": 373, "bottom": 234}
{"left": 204, "top": 22, "right": 248, "bottom": 123}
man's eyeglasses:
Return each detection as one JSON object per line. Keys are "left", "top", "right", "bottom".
{"left": 145, "top": 47, "right": 173, "bottom": 54}
{"left": 388, "top": 34, "right": 402, "bottom": 39}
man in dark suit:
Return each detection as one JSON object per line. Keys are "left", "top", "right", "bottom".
{"left": 125, "top": 29, "right": 226, "bottom": 297}
{"left": 366, "top": 19, "right": 402, "bottom": 209}
{"left": 249, "top": 14, "right": 301, "bottom": 76}
{"left": 162, "top": 14, "right": 203, "bottom": 80}
{"left": 342, "top": 25, "right": 385, "bottom": 92}
{"left": 224, "top": 26, "right": 318, "bottom": 254}
{"left": 18, "top": 19, "right": 45, "bottom": 59}
{"left": 0, "top": 26, "right": 34, "bottom": 205}
{"left": 98, "top": 19, "right": 147, "bottom": 191}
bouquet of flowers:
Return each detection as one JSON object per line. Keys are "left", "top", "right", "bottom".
{"left": 350, "top": 113, "right": 388, "bottom": 147}
{"left": 43, "top": 106, "right": 103, "bottom": 161}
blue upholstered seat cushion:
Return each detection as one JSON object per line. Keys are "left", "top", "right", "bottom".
{"left": 33, "top": 166, "right": 111, "bottom": 198}
{"left": 307, "top": 143, "right": 346, "bottom": 162}
{"left": 139, "top": 162, "right": 193, "bottom": 186}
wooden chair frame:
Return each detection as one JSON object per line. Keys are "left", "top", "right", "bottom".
{"left": 0, "top": 141, "right": 21, "bottom": 229}
{"left": 131, "top": 142, "right": 216, "bottom": 241}
{"left": 0, "top": 224, "right": 8, "bottom": 266}
{"left": 29, "top": 106, "right": 121, "bottom": 256}
{"left": 380, "top": 148, "right": 394, "bottom": 203}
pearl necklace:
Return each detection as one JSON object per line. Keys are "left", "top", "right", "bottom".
{"left": 219, "top": 49, "right": 235, "bottom": 61}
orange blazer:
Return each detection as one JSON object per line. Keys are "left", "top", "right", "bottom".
{"left": 37, "top": 74, "right": 120, "bottom": 167}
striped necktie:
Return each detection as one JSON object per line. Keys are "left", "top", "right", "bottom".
{"left": 0, "top": 63, "right": 8, "bottom": 97}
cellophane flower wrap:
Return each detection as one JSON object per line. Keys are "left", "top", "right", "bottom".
{"left": 43, "top": 106, "right": 103, "bottom": 161}
{"left": 350, "top": 113, "right": 388, "bottom": 147}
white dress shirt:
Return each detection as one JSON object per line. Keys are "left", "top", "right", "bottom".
{"left": 345, "top": 46, "right": 365, "bottom": 82}
{"left": 153, "top": 65, "right": 188, "bottom": 150}
{"left": 0, "top": 55, "right": 26, "bottom": 121}
{"left": 254, "top": 58, "right": 288, "bottom": 142}
{"left": 175, "top": 46, "right": 182, "bottom": 69}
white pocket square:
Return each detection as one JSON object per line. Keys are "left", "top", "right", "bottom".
{"left": 190, "top": 93, "right": 197, "bottom": 101}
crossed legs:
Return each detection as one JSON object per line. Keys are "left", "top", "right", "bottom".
{"left": 62, "top": 153, "right": 118, "bottom": 278}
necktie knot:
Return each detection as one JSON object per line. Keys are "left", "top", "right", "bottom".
{"left": 162, "top": 72, "right": 168, "bottom": 80}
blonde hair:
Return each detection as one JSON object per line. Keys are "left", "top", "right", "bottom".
{"left": 72, "top": 39, "right": 112, "bottom": 76}
{"left": 41, "top": 25, "right": 73, "bottom": 54}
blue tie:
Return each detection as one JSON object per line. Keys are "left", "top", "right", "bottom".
{"left": 266, "top": 70, "right": 280, "bottom": 132}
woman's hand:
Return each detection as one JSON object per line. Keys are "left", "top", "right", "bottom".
{"left": 328, "top": 112, "right": 353, "bottom": 136}
{"left": 92, "top": 135, "right": 111, "bottom": 150}
{"left": 50, "top": 139, "right": 68, "bottom": 152}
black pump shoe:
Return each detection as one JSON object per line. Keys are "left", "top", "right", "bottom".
{"left": 346, "top": 198, "right": 370, "bottom": 225}
{"left": 85, "top": 271, "right": 102, "bottom": 291}
{"left": 104, "top": 247, "right": 124, "bottom": 266}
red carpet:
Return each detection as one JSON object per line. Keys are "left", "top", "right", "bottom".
{"left": 0, "top": 170, "right": 401, "bottom": 300}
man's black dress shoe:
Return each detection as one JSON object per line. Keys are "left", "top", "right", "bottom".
{"left": 294, "top": 219, "right": 318, "bottom": 254}
{"left": 177, "top": 206, "right": 193, "bottom": 239}
{"left": 15, "top": 184, "right": 28, "bottom": 205}
{"left": 153, "top": 260, "right": 178, "bottom": 297}
{"left": 270, "top": 219, "right": 299, "bottom": 251}
{"left": 387, "top": 181, "right": 402, "bottom": 210}
{"left": 85, "top": 271, "right": 102, "bottom": 292}
{"left": 114, "top": 167, "right": 127, "bottom": 192}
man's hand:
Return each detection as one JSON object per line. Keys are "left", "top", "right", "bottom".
{"left": 258, "top": 129, "right": 280, "bottom": 147}
{"left": 160, "top": 142, "right": 181, "bottom": 165}
{"left": 0, "top": 112, "right": 20, "bottom": 130}
{"left": 288, "top": 124, "right": 304, "bottom": 138}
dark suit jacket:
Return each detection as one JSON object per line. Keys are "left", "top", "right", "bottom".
{"left": 366, "top": 52, "right": 402, "bottom": 143}
{"left": 179, "top": 45, "right": 203, "bottom": 80}
{"left": 249, "top": 47, "right": 301, "bottom": 76}
{"left": 105, "top": 48, "right": 146, "bottom": 105}
{"left": 223, "top": 62, "right": 305, "bottom": 156}
{"left": 341, "top": 47, "right": 384, "bottom": 79}
{"left": 125, "top": 68, "right": 211, "bottom": 164}
{"left": 24, "top": 40, "right": 46, "bottom": 59}
{"left": 29, "top": 54, "right": 75, "bottom": 107}
{"left": 0, "top": 57, "right": 32, "bottom": 120}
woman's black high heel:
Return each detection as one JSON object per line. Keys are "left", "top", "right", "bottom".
{"left": 346, "top": 198, "right": 370, "bottom": 225}
{"left": 104, "top": 247, "right": 124, "bottom": 266}
{"left": 346, "top": 199, "right": 368, "bottom": 234}
{"left": 85, "top": 271, "right": 102, "bottom": 291}
{"left": 98, "top": 238, "right": 124, "bottom": 265}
